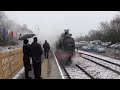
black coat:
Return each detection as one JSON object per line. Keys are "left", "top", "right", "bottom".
{"left": 43, "top": 42, "right": 50, "bottom": 52}
{"left": 31, "top": 42, "right": 43, "bottom": 57}
{"left": 23, "top": 44, "right": 31, "bottom": 70}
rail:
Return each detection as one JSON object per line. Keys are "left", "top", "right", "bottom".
{"left": 80, "top": 52, "right": 120, "bottom": 67}
{"left": 77, "top": 51, "right": 120, "bottom": 75}
{"left": 76, "top": 64, "right": 94, "bottom": 79}
{"left": 53, "top": 52, "right": 65, "bottom": 79}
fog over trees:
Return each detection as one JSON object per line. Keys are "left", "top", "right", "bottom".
{"left": 0, "top": 11, "right": 33, "bottom": 45}
{"left": 76, "top": 14, "right": 120, "bottom": 44}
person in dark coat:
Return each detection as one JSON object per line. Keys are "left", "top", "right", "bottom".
{"left": 43, "top": 40, "right": 50, "bottom": 59}
{"left": 23, "top": 39, "right": 32, "bottom": 79}
{"left": 31, "top": 37, "right": 43, "bottom": 79}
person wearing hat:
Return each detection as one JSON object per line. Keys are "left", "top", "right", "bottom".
{"left": 23, "top": 39, "right": 32, "bottom": 79}
{"left": 31, "top": 37, "right": 43, "bottom": 79}
{"left": 43, "top": 40, "right": 50, "bottom": 59}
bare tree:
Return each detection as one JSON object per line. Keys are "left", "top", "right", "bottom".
{"left": 70, "top": 14, "right": 120, "bottom": 44}
{"left": 0, "top": 12, "right": 33, "bottom": 45}
{"left": 0, "top": 11, "right": 7, "bottom": 22}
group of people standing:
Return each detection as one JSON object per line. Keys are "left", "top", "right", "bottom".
{"left": 23, "top": 37, "right": 50, "bottom": 79}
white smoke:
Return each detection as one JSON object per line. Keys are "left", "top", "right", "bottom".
{"left": 71, "top": 52, "right": 82, "bottom": 65}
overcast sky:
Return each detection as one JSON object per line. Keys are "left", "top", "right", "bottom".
{"left": 5, "top": 11, "right": 119, "bottom": 45}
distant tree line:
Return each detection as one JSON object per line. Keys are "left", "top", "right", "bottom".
{"left": 76, "top": 14, "right": 120, "bottom": 44}
{"left": 0, "top": 11, "right": 33, "bottom": 46}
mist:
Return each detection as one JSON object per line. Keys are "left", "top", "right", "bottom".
{"left": 5, "top": 11, "right": 119, "bottom": 47}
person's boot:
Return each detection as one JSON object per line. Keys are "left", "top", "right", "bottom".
{"left": 25, "top": 76, "right": 32, "bottom": 79}
{"left": 28, "top": 77, "right": 32, "bottom": 79}
{"left": 40, "top": 77, "right": 42, "bottom": 79}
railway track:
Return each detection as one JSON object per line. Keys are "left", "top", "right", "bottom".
{"left": 81, "top": 53, "right": 120, "bottom": 75}
{"left": 55, "top": 51, "right": 120, "bottom": 79}
{"left": 61, "top": 65, "right": 92, "bottom": 79}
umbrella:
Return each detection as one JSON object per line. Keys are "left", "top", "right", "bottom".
{"left": 18, "top": 34, "right": 36, "bottom": 40}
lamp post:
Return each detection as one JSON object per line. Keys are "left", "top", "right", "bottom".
{"left": 35, "top": 25, "right": 40, "bottom": 31}
{"left": 34, "top": 25, "right": 40, "bottom": 36}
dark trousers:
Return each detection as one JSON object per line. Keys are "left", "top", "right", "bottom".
{"left": 33, "top": 62, "right": 41, "bottom": 79}
{"left": 24, "top": 60, "right": 31, "bottom": 79}
{"left": 25, "top": 68, "right": 29, "bottom": 78}
{"left": 44, "top": 50, "right": 49, "bottom": 59}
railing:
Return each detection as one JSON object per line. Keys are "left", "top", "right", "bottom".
{"left": 0, "top": 48, "right": 23, "bottom": 79}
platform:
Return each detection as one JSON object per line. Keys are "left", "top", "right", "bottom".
{"left": 15, "top": 52, "right": 63, "bottom": 79}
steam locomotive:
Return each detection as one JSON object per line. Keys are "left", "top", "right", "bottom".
{"left": 55, "top": 29, "right": 75, "bottom": 66}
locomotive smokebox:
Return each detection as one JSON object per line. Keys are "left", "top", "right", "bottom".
{"left": 55, "top": 29, "right": 75, "bottom": 66}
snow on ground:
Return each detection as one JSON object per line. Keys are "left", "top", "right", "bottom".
{"left": 82, "top": 54, "right": 120, "bottom": 73}
{"left": 60, "top": 53, "right": 90, "bottom": 79}
{"left": 72, "top": 55, "right": 120, "bottom": 79}
{"left": 12, "top": 67, "right": 24, "bottom": 79}
{"left": 65, "top": 67, "right": 90, "bottom": 79}
{"left": 0, "top": 45, "right": 22, "bottom": 52}
{"left": 71, "top": 52, "right": 81, "bottom": 65}
{"left": 77, "top": 50, "right": 120, "bottom": 65}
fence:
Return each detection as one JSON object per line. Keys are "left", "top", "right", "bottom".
{"left": 0, "top": 48, "right": 23, "bottom": 79}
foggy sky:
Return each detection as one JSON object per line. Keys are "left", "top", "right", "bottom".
{"left": 5, "top": 11, "right": 119, "bottom": 45}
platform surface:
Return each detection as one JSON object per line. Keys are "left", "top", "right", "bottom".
{"left": 18, "top": 52, "right": 63, "bottom": 79}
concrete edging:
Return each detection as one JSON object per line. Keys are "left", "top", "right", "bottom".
{"left": 12, "top": 67, "right": 24, "bottom": 79}
{"left": 53, "top": 52, "right": 65, "bottom": 79}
